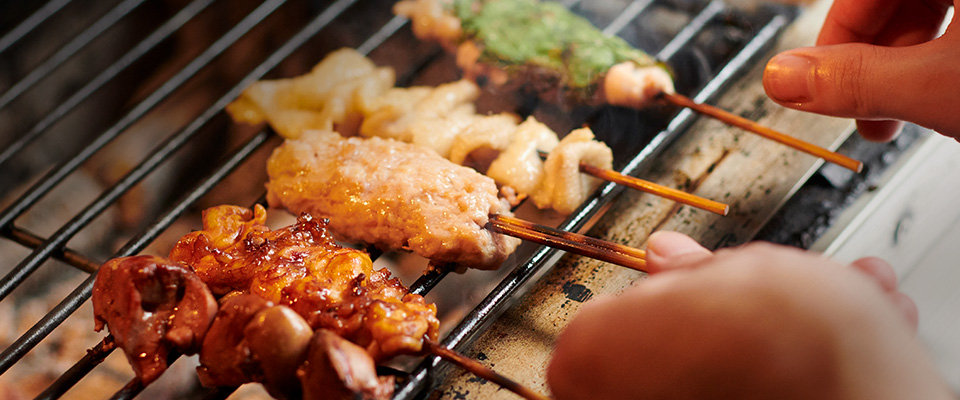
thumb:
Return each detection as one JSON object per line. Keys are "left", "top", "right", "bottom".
{"left": 762, "top": 41, "right": 960, "bottom": 139}
{"left": 645, "top": 231, "right": 712, "bottom": 274}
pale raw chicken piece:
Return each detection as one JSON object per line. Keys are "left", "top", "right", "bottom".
{"left": 405, "top": 104, "right": 478, "bottom": 158}
{"left": 393, "top": 0, "right": 461, "bottom": 48}
{"left": 265, "top": 130, "right": 520, "bottom": 270}
{"left": 447, "top": 113, "right": 520, "bottom": 168}
{"left": 603, "top": 62, "right": 676, "bottom": 109}
{"left": 360, "top": 79, "right": 479, "bottom": 158}
{"left": 226, "top": 48, "right": 395, "bottom": 138}
{"left": 486, "top": 117, "right": 559, "bottom": 199}
{"left": 533, "top": 128, "right": 613, "bottom": 215}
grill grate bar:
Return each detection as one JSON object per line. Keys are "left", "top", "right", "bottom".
{"left": 0, "top": 0, "right": 73, "bottom": 54}
{"left": 356, "top": 14, "right": 409, "bottom": 56}
{"left": 0, "top": 128, "right": 272, "bottom": 379}
{"left": 0, "top": 0, "right": 149, "bottom": 111}
{"left": 657, "top": 0, "right": 726, "bottom": 62}
{"left": 0, "top": 0, "right": 286, "bottom": 245}
{"left": 5, "top": 226, "right": 102, "bottom": 273}
{"left": 34, "top": 337, "right": 116, "bottom": 400}
{"left": 0, "top": 0, "right": 217, "bottom": 168}
{"left": 0, "top": 0, "right": 289, "bottom": 304}
{"left": 601, "top": 0, "right": 655, "bottom": 36}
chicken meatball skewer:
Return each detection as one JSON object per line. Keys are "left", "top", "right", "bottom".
{"left": 266, "top": 130, "right": 648, "bottom": 271}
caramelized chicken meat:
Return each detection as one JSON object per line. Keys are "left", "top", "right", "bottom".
{"left": 92, "top": 255, "right": 217, "bottom": 384}
{"left": 298, "top": 329, "right": 394, "bottom": 400}
{"left": 169, "top": 204, "right": 440, "bottom": 359}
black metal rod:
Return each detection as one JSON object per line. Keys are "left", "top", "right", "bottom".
{"left": 0, "top": 0, "right": 72, "bottom": 54}
{"left": 656, "top": 0, "right": 726, "bottom": 62}
{"left": 0, "top": 0, "right": 217, "bottom": 168}
{"left": 0, "top": 0, "right": 149, "bottom": 110}
{"left": 409, "top": 264, "right": 453, "bottom": 296}
{"left": 0, "top": 0, "right": 286, "bottom": 247}
{"left": 0, "top": 129, "right": 272, "bottom": 379}
{"left": 0, "top": 0, "right": 289, "bottom": 304}
{"left": 33, "top": 336, "right": 116, "bottom": 400}
{"left": 600, "top": 0, "right": 654, "bottom": 36}
{"left": 4, "top": 226, "right": 102, "bottom": 273}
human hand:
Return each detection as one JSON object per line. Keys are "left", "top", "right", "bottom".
{"left": 643, "top": 232, "right": 919, "bottom": 329}
{"left": 762, "top": 0, "right": 958, "bottom": 141}
{"left": 547, "top": 232, "right": 948, "bottom": 400}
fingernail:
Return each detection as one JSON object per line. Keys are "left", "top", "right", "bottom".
{"left": 647, "top": 231, "right": 710, "bottom": 258}
{"left": 764, "top": 53, "right": 815, "bottom": 103}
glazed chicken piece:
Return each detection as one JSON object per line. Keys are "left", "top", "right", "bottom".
{"left": 197, "top": 294, "right": 315, "bottom": 400}
{"left": 298, "top": 329, "right": 394, "bottom": 400}
{"left": 394, "top": 0, "right": 675, "bottom": 108}
{"left": 169, "top": 204, "right": 440, "bottom": 359}
{"left": 92, "top": 255, "right": 217, "bottom": 384}
{"left": 265, "top": 130, "right": 521, "bottom": 270}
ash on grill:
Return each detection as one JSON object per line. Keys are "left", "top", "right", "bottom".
{"left": 0, "top": 0, "right": 796, "bottom": 399}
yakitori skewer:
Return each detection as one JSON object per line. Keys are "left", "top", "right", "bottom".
{"left": 537, "top": 150, "right": 730, "bottom": 216}
{"left": 395, "top": 0, "right": 864, "bottom": 173}
{"left": 488, "top": 214, "right": 647, "bottom": 272}
{"left": 660, "top": 92, "right": 863, "bottom": 172}
{"left": 425, "top": 339, "right": 551, "bottom": 400}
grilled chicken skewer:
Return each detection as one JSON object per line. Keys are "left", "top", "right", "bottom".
{"left": 228, "top": 49, "right": 728, "bottom": 214}
{"left": 394, "top": 0, "right": 862, "bottom": 172}
{"left": 268, "top": 129, "right": 653, "bottom": 272}
{"left": 92, "top": 205, "right": 555, "bottom": 399}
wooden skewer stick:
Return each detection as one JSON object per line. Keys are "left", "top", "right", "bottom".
{"left": 578, "top": 163, "right": 728, "bottom": 215}
{"left": 661, "top": 92, "right": 863, "bottom": 173}
{"left": 487, "top": 214, "right": 646, "bottom": 272}
{"left": 535, "top": 151, "right": 729, "bottom": 215}
{"left": 424, "top": 339, "right": 551, "bottom": 400}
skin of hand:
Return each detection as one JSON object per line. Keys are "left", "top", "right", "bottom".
{"left": 546, "top": 232, "right": 953, "bottom": 400}
{"left": 762, "top": 0, "right": 959, "bottom": 141}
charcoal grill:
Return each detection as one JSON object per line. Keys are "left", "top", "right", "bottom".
{"left": 0, "top": 0, "right": 797, "bottom": 398}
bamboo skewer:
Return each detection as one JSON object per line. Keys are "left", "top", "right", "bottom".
{"left": 661, "top": 92, "right": 863, "bottom": 173}
{"left": 536, "top": 151, "right": 729, "bottom": 215}
{"left": 488, "top": 214, "right": 647, "bottom": 272}
{"left": 424, "top": 339, "right": 551, "bottom": 400}
{"left": 579, "top": 163, "right": 728, "bottom": 215}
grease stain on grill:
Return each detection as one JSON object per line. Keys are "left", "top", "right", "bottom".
{"left": 561, "top": 280, "right": 593, "bottom": 303}
{"left": 466, "top": 375, "right": 489, "bottom": 385}
{"left": 447, "top": 388, "right": 471, "bottom": 399}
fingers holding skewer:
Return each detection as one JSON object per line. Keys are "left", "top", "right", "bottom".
{"left": 660, "top": 92, "right": 864, "bottom": 173}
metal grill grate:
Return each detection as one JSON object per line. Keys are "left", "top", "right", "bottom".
{"left": 0, "top": 0, "right": 796, "bottom": 398}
